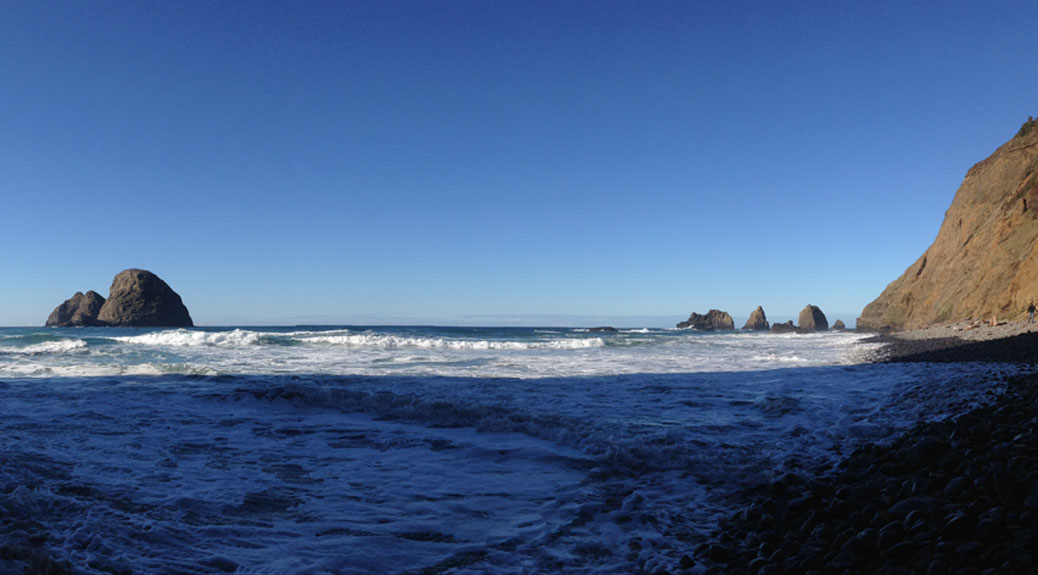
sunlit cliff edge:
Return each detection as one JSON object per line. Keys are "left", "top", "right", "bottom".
{"left": 858, "top": 117, "right": 1038, "bottom": 331}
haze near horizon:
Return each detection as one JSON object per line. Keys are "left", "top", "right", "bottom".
{"left": 3, "top": 1, "right": 1037, "bottom": 326}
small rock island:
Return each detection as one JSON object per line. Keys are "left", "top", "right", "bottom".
{"left": 46, "top": 269, "right": 193, "bottom": 327}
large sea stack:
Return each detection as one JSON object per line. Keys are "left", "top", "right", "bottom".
{"left": 97, "top": 269, "right": 193, "bottom": 327}
{"left": 677, "top": 309, "right": 735, "bottom": 331}
{"left": 741, "top": 306, "right": 770, "bottom": 331}
{"left": 46, "top": 269, "right": 193, "bottom": 327}
{"left": 858, "top": 118, "right": 1038, "bottom": 331}
{"left": 798, "top": 305, "right": 829, "bottom": 332}
{"left": 45, "top": 291, "right": 106, "bottom": 327}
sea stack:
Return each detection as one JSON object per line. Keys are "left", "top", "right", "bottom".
{"left": 677, "top": 309, "right": 735, "bottom": 331}
{"left": 45, "top": 269, "right": 193, "bottom": 327}
{"left": 770, "top": 321, "right": 797, "bottom": 334}
{"left": 45, "top": 291, "right": 107, "bottom": 327}
{"left": 832, "top": 319, "right": 847, "bottom": 331}
{"left": 741, "top": 306, "right": 770, "bottom": 331}
{"left": 858, "top": 117, "right": 1038, "bottom": 331}
{"left": 798, "top": 305, "right": 829, "bottom": 332}
{"left": 97, "top": 269, "right": 193, "bottom": 327}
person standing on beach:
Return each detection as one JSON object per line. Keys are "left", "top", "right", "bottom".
{"left": 1028, "top": 302, "right": 1036, "bottom": 324}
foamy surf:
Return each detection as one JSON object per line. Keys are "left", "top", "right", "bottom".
{"left": 1, "top": 326, "right": 882, "bottom": 379}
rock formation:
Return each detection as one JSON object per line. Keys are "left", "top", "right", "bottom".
{"left": 798, "top": 305, "right": 829, "bottom": 332}
{"left": 832, "top": 319, "right": 847, "bottom": 331}
{"left": 677, "top": 309, "right": 735, "bottom": 331}
{"left": 46, "top": 269, "right": 193, "bottom": 328}
{"left": 770, "top": 321, "right": 797, "bottom": 334}
{"left": 97, "top": 269, "right": 193, "bottom": 327}
{"left": 859, "top": 118, "right": 1038, "bottom": 331}
{"left": 45, "top": 291, "right": 106, "bottom": 327}
{"left": 741, "top": 306, "right": 770, "bottom": 331}
{"left": 588, "top": 326, "right": 618, "bottom": 333}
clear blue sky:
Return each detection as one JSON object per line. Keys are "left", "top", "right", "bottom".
{"left": 3, "top": 1, "right": 1037, "bottom": 326}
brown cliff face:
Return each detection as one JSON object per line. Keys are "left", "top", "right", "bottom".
{"left": 858, "top": 119, "right": 1038, "bottom": 331}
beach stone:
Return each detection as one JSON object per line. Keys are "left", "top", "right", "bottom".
{"left": 96, "top": 269, "right": 193, "bottom": 327}
{"left": 45, "top": 290, "right": 106, "bottom": 327}
{"left": 798, "top": 305, "right": 829, "bottom": 332}
{"left": 677, "top": 309, "right": 734, "bottom": 331}
{"left": 1025, "top": 480, "right": 1038, "bottom": 509}
{"left": 905, "top": 436, "right": 947, "bottom": 467}
{"left": 742, "top": 306, "right": 770, "bottom": 331}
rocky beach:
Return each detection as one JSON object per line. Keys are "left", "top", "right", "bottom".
{"left": 697, "top": 323, "right": 1038, "bottom": 574}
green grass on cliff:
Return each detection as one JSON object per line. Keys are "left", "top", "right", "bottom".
{"left": 1017, "top": 115, "right": 1036, "bottom": 137}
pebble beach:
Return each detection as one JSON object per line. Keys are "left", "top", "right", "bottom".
{"left": 698, "top": 323, "right": 1038, "bottom": 574}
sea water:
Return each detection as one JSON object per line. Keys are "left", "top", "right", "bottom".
{"left": 0, "top": 326, "right": 1013, "bottom": 574}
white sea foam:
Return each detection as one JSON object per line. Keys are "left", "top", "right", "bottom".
{"left": 0, "top": 339, "right": 88, "bottom": 355}
{"left": 112, "top": 328, "right": 264, "bottom": 347}
{"left": 299, "top": 332, "right": 605, "bottom": 350}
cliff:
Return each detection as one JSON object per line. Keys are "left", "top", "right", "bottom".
{"left": 858, "top": 118, "right": 1038, "bottom": 331}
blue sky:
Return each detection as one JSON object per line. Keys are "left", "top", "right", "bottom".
{"left": 3, "top": 1, "right": 1037, "bottom": 326}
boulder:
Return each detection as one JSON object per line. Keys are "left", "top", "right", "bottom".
{"left": 741, "top": 306, "right": 770, "bottom": 331}
{"left": 832, "top": 319, "right": 847, "bottom": 331}
{"left": 96, "top": 269, "right": 193, "bottom": 327}
{"left": 677, "top": 309, "right": 734, "bottom": 331}
{"left": 45, "top": 290, "right": 106, "bottom": 327}
{"left": 798, "top": 305, "right": 829, "bottom": 332}
{"left": 770, "top": 320, "right": 797, "bottom": 334}
{"left": 589, "top": 326, "right": 618, "bottom": 333}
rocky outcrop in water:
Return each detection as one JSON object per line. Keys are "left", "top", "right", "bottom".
{"left": 677, "top": 309, "right": 735, "bottom": 331}
{"left": 45, "top": 269, "right": 193, "bottom": 328}
{"left": 859, "top": 118, "right": 1038, "bottom": 331}
{"left": 770, "top": 320, "right": 797, "bottom": 334}
{"left": 798, "top": 305, "right": 829, "bottom": 332}
{"left": 742, "top": 306, "right": 770, "bottom": 331}
{"left": 45, "top": 291, "right": 106, "bottom": 327}
{"left": 97, "top": 269, "right": 193, "bottom": 327}
{"left": 832, "top": 319, "right": 847, "bottom": 331}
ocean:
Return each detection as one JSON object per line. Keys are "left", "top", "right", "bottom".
{"left": 0, "top": 326, "right": 1012, "bottom": 574}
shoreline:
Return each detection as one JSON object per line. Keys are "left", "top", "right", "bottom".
{"left": 696, "top": 324, "right": 1038, "bottom": 573}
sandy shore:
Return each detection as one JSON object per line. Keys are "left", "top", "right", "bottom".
{"left": 695, "top": 325, "right": 1038, "bottom": 574}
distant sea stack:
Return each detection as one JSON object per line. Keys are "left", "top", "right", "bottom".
{"left": 858, "top": 118, "right": 1038, "bottom": 331}
{"left": 741, "top": 306, "right": 770, "bottom": 331}
{"left": 46, "top": 269, "right": 193, "bottom": 327}
{"left": 45, "top": 291, "right": 106, "bottom": 327}
{"left": 798, "top": 305, "right": 829, "bottom": 332}
{"left": 677, "top": 309, "right": 734, "bottom": 331}
{"left": 770, "top": 321, "right": 797, "bottom": 334}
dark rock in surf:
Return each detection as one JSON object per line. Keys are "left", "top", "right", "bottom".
{"left": 798, "top": 305, "right": 829, "bottom": 332}
{"left": 742, "top": 306, "right": 770, "bottom": 331}
{"left": 589, "top": 326, "right": 619, "bottom": 333}
{"left": 677, "top": 309, "right": 735, "bottom": 331}
{"left": 45, "top": 290, "right": 106, "bottom": 327}
{"left": 770, "top": 320, "right": 797, "bottom": 334}
{"left": 96, "top": 269, "right": 193, "bottom": 327}
{"left": 832, "top": 319, "right": 847, "bottom": 331}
